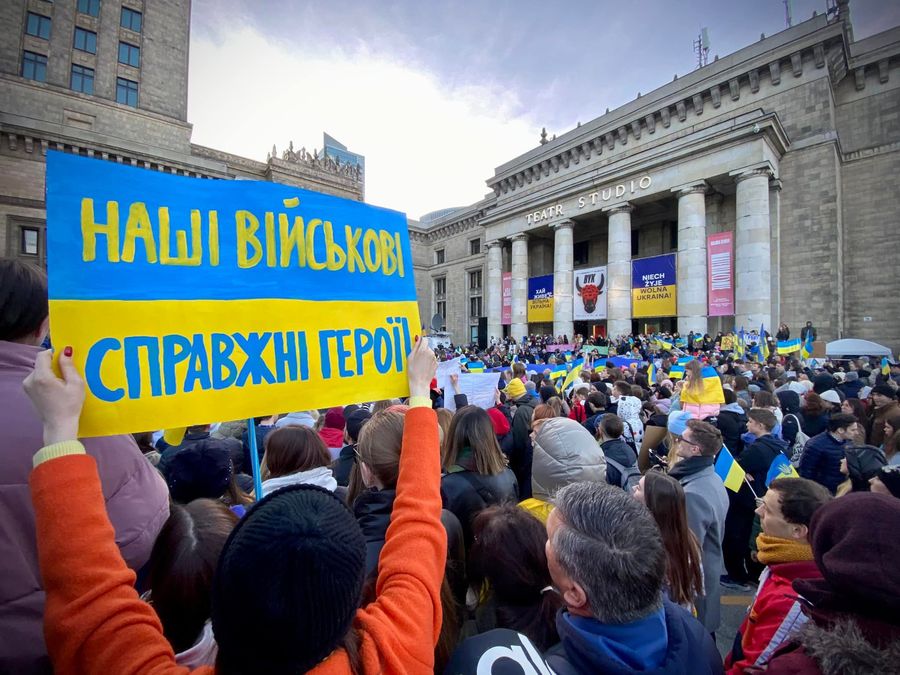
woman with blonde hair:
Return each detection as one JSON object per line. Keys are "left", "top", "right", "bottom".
{"left": 679, "top": 360, "right": 720, "bottom": 420}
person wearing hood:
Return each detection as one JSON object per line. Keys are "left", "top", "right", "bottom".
{"left": 837, "top": 371, "right": 865, "bottom": 399}
{"left": 717, "top": 389, "right": 748, "bottom": 457}
{"left": 507, "top": 377, "right": 538, "bottom": 499}
{"left": 275, "top": 409, "right": 318, "bottom": 429}
{"left": 530, "top": 415, "right": 607, "bottom": 503}
{"left": 260, "top": 426, "right": 337, "bottom": 495}
{"left": 751, "top": 493, "right": 900, "bottom": 675}
{"left": 446, "top": 481, "right": 723, "bottom": 674}
{"left": 776, "top": 390, "right": 803, "bottom": 447}
{"left": 486, "top": 406, "right": 514, "bottom": 457}
{"left": 318, "top": 407, "right": 346, "bottom": 460}
{"left": 613, "top": 380, "right": 644, "bottom": 449}
{"left": 836, "top": 445, "right": 886, "bottom": 496}
{"left": 725, "top": 478, "right": 831, "bottom": 674}
{"left": 596, "top": 414, "right": 637, "bottom": 489}
{"left": 722, "top": 409, "right": 791, "bottom": 590}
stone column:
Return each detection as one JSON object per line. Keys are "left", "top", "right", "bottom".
{"left": 486, "top": 240, "right": 504, "bottom": 343}
{"left": 674, "top": 183, "right": 709, "bottom": 335}
{"left": 552, "top": 220, "right": 575, "bottom": 339}
{"left": 605, "top": 203, "right": 633, "bottom": 338}
{"left": 734, "top": 168, "right": 773, "bottom": 329}
{"left": 510, "top": 233, "right": 529, "bottom": 341}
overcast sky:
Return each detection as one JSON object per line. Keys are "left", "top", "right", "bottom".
{"left": 187, "top": 0, "right": 898, "bottom": 219}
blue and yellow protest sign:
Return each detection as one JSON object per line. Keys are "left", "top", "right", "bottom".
{"left": 527, "top": 275, "right": 554, "bottom": 323}
{"left": 46, "top": 151, "right": 420, "bottom": 437}
{"left": 632, "top": 254, "right": 677, "bottom": 318}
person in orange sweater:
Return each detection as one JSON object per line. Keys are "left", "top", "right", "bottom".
{"left": 25, "top": 337, "right": 445, "bottom": 674}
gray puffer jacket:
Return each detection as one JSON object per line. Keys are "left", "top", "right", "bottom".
{"left": 531, "top": 417, "right": 606, "bottom": 500}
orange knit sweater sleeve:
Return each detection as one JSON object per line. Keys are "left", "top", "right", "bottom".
{"left": 30, "top": 454, "right": 207, "bottom": 675}
{"left": 349, "top": 406, "right": 446, "bottom": 674}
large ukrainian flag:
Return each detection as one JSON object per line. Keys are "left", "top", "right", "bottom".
{"left": 681, "top": 366, "right": 725, "bottom": 405}
{"left": 777, "top": 339, "right": 802, "bottom": 355}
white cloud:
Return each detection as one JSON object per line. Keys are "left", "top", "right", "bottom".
{"left": 187, "top": 26, "right": 540, "bottom": 219}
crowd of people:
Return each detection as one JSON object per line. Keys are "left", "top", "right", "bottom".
{"left": 2, "top": 258, "right": 900, "bottom": 675}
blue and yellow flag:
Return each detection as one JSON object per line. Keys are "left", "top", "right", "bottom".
{"left": 760, "top": 324, "right": 770, "bottom": 360}
{"left": 735, "top": 328, "right": 745, "bottom": 358}
{"left": 467, "top": 361, "right": 485, "bottom": 373}
{"left": 548, "top": 364, "right": 568, "bottom": 380}
{"left": 656, "top": 337, "right": 674, "bottom": 351}
{"left": 882, "top": 357, "right": 891, "bottom": 376}
{"left": 765, "top": 453, "right": 799, "bottom": 487}
{"left": 559, "top": 366, "right": 582, "bottom": 393}
{"left": 668, "top": 364, "right": 685, "bottom": 380}
{"left": 677, "top": 356, "right": 694, "bottom": 366}
{"left": 777, "top": 339, "right": 802, "bottom": 355}
{"left": 511, "top": 354, "right": 519, "bottom": 364}
{"left": 648, "top": 362, "right": 657, "bottom": 385}
{"left": 681, "top": 365, "right": 725, "bottom": 405}
{"left": 715, "top": 445, "right": 747, "bottom": 492}
{"left": 801, "top": 335, "right": 814, "bottom": 360}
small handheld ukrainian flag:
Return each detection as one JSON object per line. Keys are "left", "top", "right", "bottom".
{"left": 765, "top": 453, "right": 799, "bottom": 487}
{"left": 467, "top": 361, "right": 485, "bottom": 373}
{"left": 714, "top": 445, "right": 747, "bottom": 493}
{"left": 882, "top": 357, "right": 891, "bottom": 377}
{"left": 548, "top": 364, "right": 568, "bottom": 381}
{"left": 648, "top": 362, "right": 657, "bottom": 385}
{"left": 669, "top": 364, "right": 685, "bottom": 380}
{"left": 656, "top": 337, "right": 674, "bottom": 351}
{"left": 760, "top": 324, "right": 770, "bottom": 360}
{"left": 801, "top": 334, "right": 814, "bottom": 360}
{"left": 777, "top": 338, "right": 802, "bottom": 355}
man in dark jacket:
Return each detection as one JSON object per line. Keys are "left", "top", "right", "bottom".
{"left": 445, "top": 481, "right": 723, "bottom": 674}
{"left": 596, "top": 414, "right": 637, "bottom": 488}
{"left": 798, "top": 413, "right": 857, "bottom": 494}
{"left": 837, "top": 371, "right": 865, "bottom": 400}
{"left": 507, "top": 377, "right": 537, "bottom": 499}
{"left": 800, "top": 321, "right": 817, "bottom": 343}
{"left": 722, "top": 409, "right": 790, "bottom": 588}
{"left": 717, "top": 389, "right": 748, "bottom": 457}
{"left": 867, "top": 384, "right": 899, "bottom": 446}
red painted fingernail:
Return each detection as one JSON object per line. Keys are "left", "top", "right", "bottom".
{"left": 414, "top": 335, "right": 419, "bottom": 343}
{"left": 63, "top": 346, "right": 73, "bottom": 357}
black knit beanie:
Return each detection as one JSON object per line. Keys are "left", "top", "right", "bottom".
{"left": 211, "top": 484, "right": 366, "bottom": 672}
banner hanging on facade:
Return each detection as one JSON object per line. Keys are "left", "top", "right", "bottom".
{"left": 501, "top": 272, "right": 512, "bottom": 325}
{"left": 46, "top": 151, "right": 420, "bottom": 437}
{"left": 631, "top": 254, "right": 677, "bottom": 318}
{"left": 527, "top": 274, "right": 554, "bottom": 322}
{"left": 573, "top": 266, "right": 607, "bottom": 321}
{"left": 707, "top": 232, "right": 734, "bottom": 316}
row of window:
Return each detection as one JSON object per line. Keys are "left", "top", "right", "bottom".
{"left": 433, "top": 271, "right": 483, "bottom": 322}
{"left": 433, "top": 297, "right": 483, "bottom": 322}
{"left": 26, "top": 6, "right": 142, "bottom": 38}
{"left": 22, "top": 51, "right": 138, "bottom": 105}
{"left": 433, "top": 270, "right": 482, "bottom": 295}
{"left": 434, "top": 238, "right": 481, "bottom": 265}
{"left": 30, "top": 19, "right": 142, "bottom": 66}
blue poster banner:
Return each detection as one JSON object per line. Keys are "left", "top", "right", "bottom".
{"left": 527, "top": 274, "right": 554, "bottom": 322}
{"left": 631, "top": 254, "right": 677, "bottom": 318}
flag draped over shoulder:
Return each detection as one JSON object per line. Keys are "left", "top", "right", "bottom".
{"left": 777, "top": 338, "right": 802, "bottom": 355}
{"left": 715, "top": 445, "right": 746, "bottom": 492}
{"left": 765, "top": 453, "right": 799, "bottom": 487}
{"left": 680, "top": 366, "right": 725, "bottom": 405}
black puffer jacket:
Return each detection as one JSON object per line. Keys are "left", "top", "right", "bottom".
{"left": 441, "top": 469, "right": 518, "bottom": 550}
{"left": 599, "top": 437, "right": 637, "bottom": 488}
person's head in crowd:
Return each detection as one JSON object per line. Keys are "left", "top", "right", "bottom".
{"left": 632, "top": 471, "right": 703, "bottom": 611}
{"left": 676, "top": 419, "right": 723, "bottom": 459}
{"left": 351, "top": 410, "right": 404, "bottom": 502}
{"left": 819, "top": 389, "right": 842, "bottom": 410}
{"left": 323, "top": 407, "right": 345, "bottom": 431}
{"left": 596, "top": 413, "right": 624, "bottom": 442}
{"left": 840, "top": 445, "right": 886, "bottom": 493}
{"left": 261, "top": 426, "right": 331, "bottom": 481}
{"left": 733, "top": 375, "right": 749, "bottom": 393}
{"left": 133, "top": 431, "right": 157, "bottom": 455}
{"left": 802, "top": 391, "right": 829, "bottom": 417}
{"left": 512, "top": 362, "right": 526, "bottom": 380}
{"left": 145, "top": 499, "right": 238, "bottom": 654}
{"left": 545, "top": 396, "right": 565, "bottom": 418}
{"left": 525, "top": 380, "right": 538, "bottom": 398}
{"left": 505, "top": 377, "right": 526, "bottom": 401}
{"left": 870, "top": 465, "right": 900, "bottom": 498}
{"left": 841, "top": 396, "right": 867, "bottom": 423}
{"left": 539, "top": 385, "right": 558, "bottom": 404}
{"left": 613, "top": 380, "right": 632, "bottom": 399}
{"left": 870, "top": 384, "right": 897, "bottom": 410}
{"left": 530, "top": 403, "right": 557, "bottom": 440}
{"left": 468, "top": 505, "right": 564, "bottom": 651}
{"left": 546, "top": 482, "right": 665, "bottom": 623}
{"left": 572, "top": 381, "right": 590, "bottom": 401}
{"left": 722, "top": 388, "right": 739, "bottom": 406}
{"left": 753, "top": 390, "right": 779, "bottom": 410}
{"left": 656, "top": 386, "right": 672, "bottom": 400}
{"left": 371, "top": 398, "right": 401, "bottom": 414}
{"left": 342, "top": 404, "right": 359, "bottom": 420}
{"left": 435, "top": 407, "right": 453, "bottom": 447}
{"left": 0, "top": 259, "right": 48, "bottom": 344}
{"left": 486, "top": 407, "right": 510, "bottom": 438}
{"left": 630, "top": 384, "right": 644, "bottom": 399}
{"left": 828, "top": 412, "right": 859, "bottom": 441}
{"left": 165, "top": 439, "right": 251, "bottom": 507}
{"left": 756, "top": 477, "right": 831, "bottom": 541}
{"left": 584, "top": 391, "right": 607, "bottom": 418}
{"left": 343, "top": 409, "right": 371, "bottom": 446}
{"left": 442, "top": 406, "right": 507, "bottom": 477}
{"left": 683, "top": 359, "right": 703, "bottom": 393}
{"left": 747, "top": 408, "right": 778, "bottom": 437}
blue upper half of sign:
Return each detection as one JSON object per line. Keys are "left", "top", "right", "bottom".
{"left": 631, "top": 254, "right": 676, "bottom": 289}
{"left": 46, "top": 151, "right": 415, "bottom": 302}
{"left": 528, "top": 274, "right": 554, "bottom": 300}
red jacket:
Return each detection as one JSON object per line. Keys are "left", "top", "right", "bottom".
{"left": 725, "top": 560, "right": 822, "bottom": 673}
{"left": 568, "top": 401, "right": 586, "bottom": 424}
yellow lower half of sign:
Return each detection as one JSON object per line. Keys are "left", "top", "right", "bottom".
{"left": 49, "top": 298, "right": 421, "bottom": 437}
{"left": 631, "top": 284, "right": 677, "bottom": 318}
{"left": 527, "top": 298, "right": 554, "bottom": 323}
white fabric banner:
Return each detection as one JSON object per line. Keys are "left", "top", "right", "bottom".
{"left": 573, "top": 266, "right": 608, "bottom": 321}
{"left": 445, "top": 373, "right": 501, "bottom": 412}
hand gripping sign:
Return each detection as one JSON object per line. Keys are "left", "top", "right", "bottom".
{"left": 46, "top": 151, "right": 420, "bottom": 437}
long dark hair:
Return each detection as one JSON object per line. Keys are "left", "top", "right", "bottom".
{"left": 146, "top": 499, "right": 238, "bottom": 653}
{"left": 642, "top": 471, "right": 704, "bottom": 609}
{"left": 468, "top": 504, "right": 563, "bottom": 650}
{"left": 261, "top": 426, "right": 331, "bottom": 480}
{"left": 442, "top": 406, "right": 507, "bottom": 475}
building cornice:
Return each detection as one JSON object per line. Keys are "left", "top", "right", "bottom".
{"left": 485, "top": 17, "right": 845, "bottom": 199}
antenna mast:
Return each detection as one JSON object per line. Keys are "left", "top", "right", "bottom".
{"left": 784, "top": 0, "right": 793, "bottom": 27}
{"left": 693, "top": 27, "right": 710, "bottom": 68}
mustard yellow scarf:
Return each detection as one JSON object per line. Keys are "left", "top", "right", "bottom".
{"left": 756, "top": 534, "right": 813, "bottom": 565}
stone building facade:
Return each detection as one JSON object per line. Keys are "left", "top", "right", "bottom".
{"left": 1, "top": 0, "right": 363, "bottom": 267}
{"left": 411, "top": 3, "right": 900, "bottom": 353}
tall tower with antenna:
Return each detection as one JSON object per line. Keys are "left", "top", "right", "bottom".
{"left": 693, "top": 27, "right": 710, "bottom": 68}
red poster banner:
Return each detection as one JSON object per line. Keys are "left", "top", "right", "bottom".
{"left": 501, "top": 272, "right": 512, "bottom": 325}
{"left": 707, "top": 232, "right": 734, "bottom": 316}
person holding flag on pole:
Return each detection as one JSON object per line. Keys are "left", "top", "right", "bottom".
{"left": 724, "top": 478, "right": 832, "bottom": 674}
{"left": 720, "top": 409, "right": 792, "bottom": 590}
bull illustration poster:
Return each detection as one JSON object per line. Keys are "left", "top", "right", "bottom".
{"left": 573, "top": 266, "right": 608, "bottom": 321}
